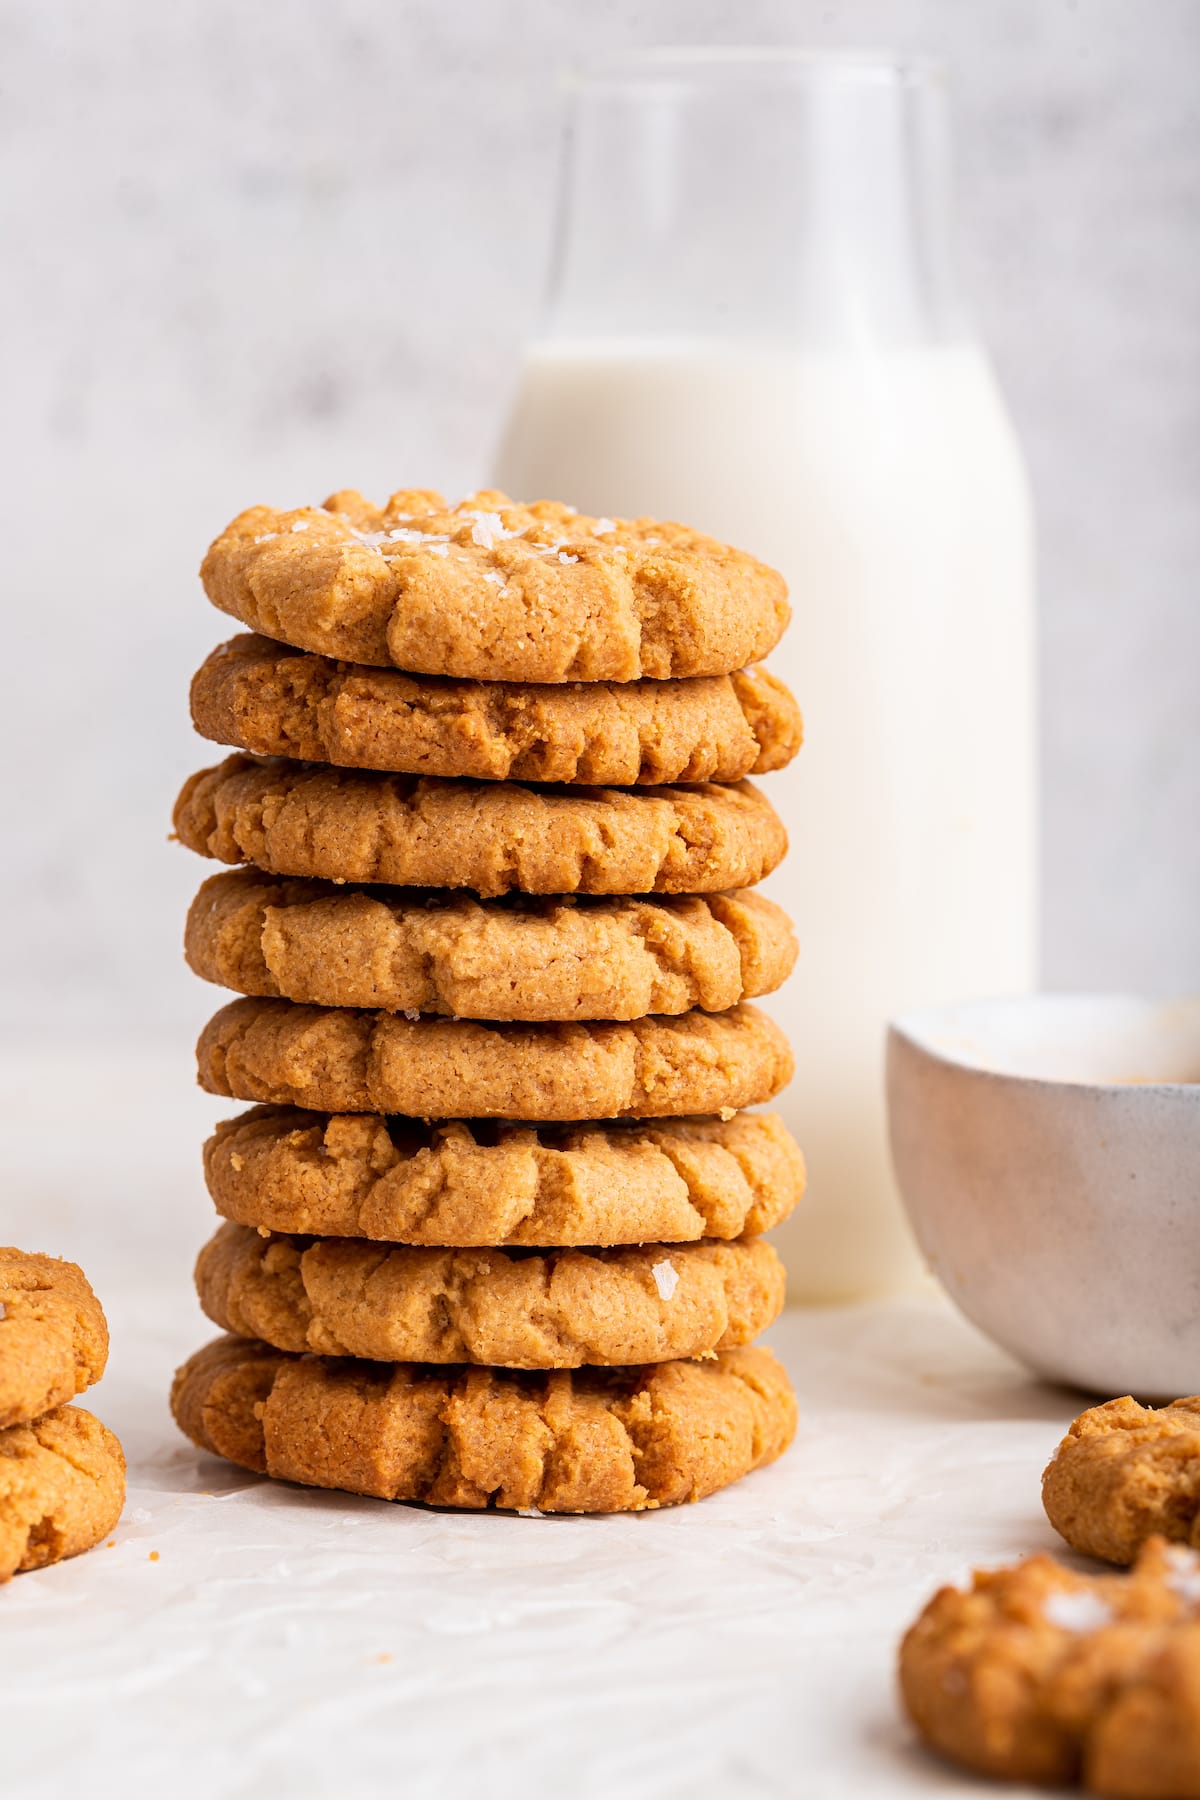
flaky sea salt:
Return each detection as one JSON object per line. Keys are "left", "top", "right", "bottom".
{"left": 470, "top": 511, "right": 512, "bottom": 550}
{"left": 482, "top": 570, "right": 505, "bottom": 586}
{"left": 1043, "top": 1588, "right": 1114, "bottom": 1633}
{"left": 593, "top": 518, "right": 615, "bottom": 535}
{"left": 518, "top": 1507, "right": 545, "bottom": 1519}
{"left": 557, "top": 552, "right": 579, "bottom": 564}
{"left": 290, "top": 519, "right": 310, "bottom": 532}
{"left": 253, "top": 533, "right": 277, "bottom": 544}
{"left": 1164, "top": 1544, "right": 1200, "bottom": 1606}
{"left": 652, "top": 1259, "right": 679, "bottom": 1302}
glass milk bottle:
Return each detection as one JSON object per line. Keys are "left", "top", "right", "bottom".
{"left": 493, "top": 51, "right": 1037, "bottom": 1300}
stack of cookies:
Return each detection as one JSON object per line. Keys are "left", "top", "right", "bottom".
{"left": 0, "top": 1248, "right": 125, "bottom": 1581}
{"left": 169, "top": 490, "right": 805, "bottom": 1514}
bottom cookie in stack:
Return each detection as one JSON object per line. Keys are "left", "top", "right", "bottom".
{"left": 0, "top": 1248, "right": 126, "bottom": 1581}
{"left": 170, "top": 1102, "right": 803, "bottom": 1514}
{"left": 171, "top": 1334, "right": 796, "bottom": 1515}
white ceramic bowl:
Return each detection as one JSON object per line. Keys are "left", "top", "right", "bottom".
{"left": 887, "top": 995, "right": 1200, "bottom": 1396}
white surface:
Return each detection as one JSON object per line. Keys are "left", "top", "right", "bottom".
{"left": 497, "top": 337, "right": 1035, "bottom": 1303}
{"left": 2, "top": 1053, "right": 1088, "bottom": 1799}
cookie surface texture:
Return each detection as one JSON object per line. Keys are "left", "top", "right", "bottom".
{"left": 196, "top": 997, "right": 794, "bottom": 1120}
{"left": 171, "top": 1334, "right": 797, "bottom": 1512}
{"left": 900, "top": 1537, "right": 1200, "bottom": 1797}
{"left": 0, "top": 1248, "right": 109, "bottom": 1431}
{"left": 204, "top": 1106, "right": 805, "bottom": 1246}
{"left": 191, "top": 634, "right": 802, "bottom": 785}
{"left": 185, "top": 871, "right": 797, "bottom": 1020}
{"left": 200, "top": 490, "right": 790, "bottom": 682}
{"left": 0, "top": 1405, "right": 126, "bottom": 1582}
{"left": 173, "top": 758, "right": 787, "bottom": 898}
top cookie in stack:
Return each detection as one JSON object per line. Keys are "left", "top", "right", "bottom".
{"left": 170, "top": 489, "right": 804, "bottom": 1515}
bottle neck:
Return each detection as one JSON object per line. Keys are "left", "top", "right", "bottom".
{"left": 544, "top": 52, "right": 967, "bottom": 349}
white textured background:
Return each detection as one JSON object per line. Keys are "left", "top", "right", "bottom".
{"left": 2, "top": 0, "right": 1198, "bottom": 1045}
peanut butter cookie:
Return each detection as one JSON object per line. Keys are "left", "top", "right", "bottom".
{"left": 1044, "top": 1395, "right": 1200, "bottom": 1565}
{"left": 200, "top": 490, "right": 790, "bottom": 682}
{"left": 900, "top": 1537, "right": 1200, "bottom": 1796}
{"left": 171, "top": 1334, "right": 797, "bottom": 1512}
{"left": 0, "top": 1405, "right": 125, "bottom": 1582}
{"left": 172, "top": 757, "right": 787, "bottom": 898}
{"left": 194, "top": 1223, "right": 784, "bottom": 1369}
{"left": 185, "top": 870, "right": 798, "bottom": 1021}
{"left": 191, "top": 634, "right": 802, "bottom": 784}
{"left": 197, "top": 997, "right": 794, "bottom": 1121}
{"left": 204, "top": 1106, "right": 805, "bottom": 1247}
{"left": 0, "top": 1248, "right": 109, "bottom": 1431}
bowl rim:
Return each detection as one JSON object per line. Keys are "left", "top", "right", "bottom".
{"left": 888, "top": 991, "right": 1200, "bottom": 1098}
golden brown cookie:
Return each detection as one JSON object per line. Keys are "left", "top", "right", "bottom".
{"left": 197, "top": 997, "right": 794, "bottom": 1121}
{"left": 172, "top": 757, "right": 787, "bottom": 899}
{"left": 200, "top": 490, "right": 790, "bottom": 683}
{"left": 0, "top": 1405, "right": 125, "bottom": 1582}
{"left": 184, "top": 870, "right": 798, "bottom": 1021}
{"left": 204, "top": 1106, "right": 805, "bottom": 1247}
{"left": 0, "top": 1248, "right": 109, "bottom": 1431}
{"left": 1044, "top": 1395, "right": 1200, "bottom": 1565}
{"left": 900, "top": 1537, "right": 1200, "bottom": 1797}
{"left": 191, "top": 634, "right": 803, "bottom": 785}
{"left": 194, "top": 1222, "right": 785, "bottom": 1369}
{"left": 171, "top": 1333, "right": 797, "bottom": 1513}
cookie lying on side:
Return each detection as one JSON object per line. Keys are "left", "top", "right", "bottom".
{"left": 900, "top": 1536, "right": 1200, "bottom": 1798}
{"left": 0, "top": 1405, "right": 125, "bottom": 1583}
{"left": 0, "top": 1248, "right": 109, "bottom": 1431}
{"left": 1044, "top": 1393, "right": 1200, "bottom": 1564}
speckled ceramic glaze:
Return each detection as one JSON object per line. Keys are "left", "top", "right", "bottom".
{"left": 887, "top": 995, "right": 1200, "bottom": 1396}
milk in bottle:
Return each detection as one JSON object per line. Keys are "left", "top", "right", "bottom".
{"left": 494, "top": 55, "right": 1037, "bottom": 1298}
